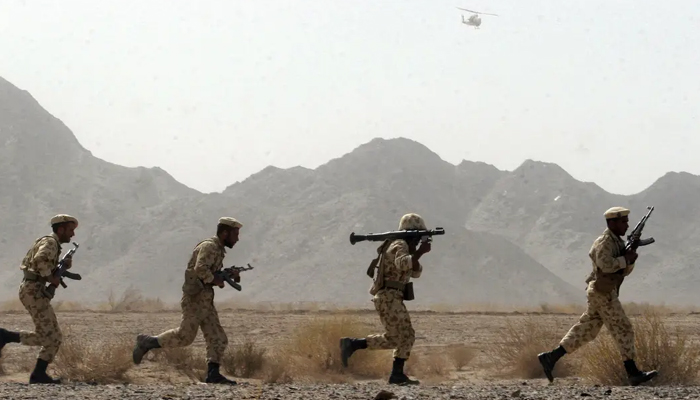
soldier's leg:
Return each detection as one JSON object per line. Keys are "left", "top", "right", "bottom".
{"left": 598, "top": 296, "right": 658, "bottom": 386}
{"left": 133, "top": 296, "right": 200, "bottom": 364}
{"left": 199, "top": 303, "right": 235, "bottom": 385}
{"left": 341, "top": 293, "right": 395, "bottom": 367}
{"left": 387, "top": 298, "right": 418, "bottom": 386}
{"left": 0, "top": 328, "right": 21, "bottom": 356}
{"left": 340, "top": 291, "right": 399, "bottom": 367}
{"left": 538, "top": 295, "right": 604, "bottom": 382}
{"left": 18, "top": 284, "right": 63, "bottom": 384}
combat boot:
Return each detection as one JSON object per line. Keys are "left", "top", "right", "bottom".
{"left": 388, "top": 357, "right": 419, "bottom": 385}
{"left": 0, "top": 328, "right": 21, "bottom": 356}
{"left": 624, "top": 359, "right": 658, "bottom": 386}
{"left": 29, "top": 358, "right": 61, "bottom": 384}
{"left": 132, "top": 334, "right": 161, "bottom": 364}
{"left": 340, "top": 337, "right": 368, "bottom": 367}
{"left": 205, "top": 362, "right": 237, "bottom": 385}
{"left": 538, "top": 345, "right": 567, "bottom": 383}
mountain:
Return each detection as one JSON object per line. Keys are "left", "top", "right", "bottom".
{"left": 2, "top": 75, "right": 700, "bottom": 307}
{"left": 0, "top": 76, "right": 199, "bottom": 296}
{"left": 0, "top": 77, "right": 581, "bottom": 307}
{"left": 462, "top": 160, "right": 700, "bottom": 305}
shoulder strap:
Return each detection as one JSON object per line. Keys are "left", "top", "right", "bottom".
{"left": 366, "top": 239, "right": 390, "bottom": 278}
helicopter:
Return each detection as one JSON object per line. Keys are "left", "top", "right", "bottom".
{"left": 456, "top": 7, "right": 498, "bottom": 29}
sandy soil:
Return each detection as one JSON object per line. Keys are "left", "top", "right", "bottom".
{"left": 2, "top": 309, "right": 700, "bottom": 399}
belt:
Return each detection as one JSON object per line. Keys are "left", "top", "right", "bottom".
{"left": 22, "top": 270, "right": 47, "bottom": 283}
{"left": 382, "top": 280, "right": 405, "bottom": 292}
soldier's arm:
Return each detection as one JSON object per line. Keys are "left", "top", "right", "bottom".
{"left": 593, "top": 236, "right": 627, "bottom": 274}
{"left": 391, "top": 240, "right": 422, "bottom": 278}
{"left": 193, "top": 241, "right": 217, "bottom": 284}
{"left": 32, "top": 238, "right": 59, "bottom": 277}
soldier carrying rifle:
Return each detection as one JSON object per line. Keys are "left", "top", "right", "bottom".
{"left": 132, "top": 216, "right": 244, "bottom": 385}
{"left": 0, "top": 214, "right": 79, "bottom": 384}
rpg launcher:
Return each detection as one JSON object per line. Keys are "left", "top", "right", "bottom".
{"left": 625, "top": 206, "right": 655, "bottom": 252}
{"left": 349, "top": 227, "right": 445, "bottom": 245}
{"left": 214, "top": 263, "right": 254, "bottom": 291}
{"left": 46, "top": 242, "right": 82, "bottom": 297}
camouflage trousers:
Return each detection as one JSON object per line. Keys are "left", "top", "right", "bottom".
{"left": 366, "top": 289, "right": 416, "bottom": 359}
{"left": 18, "top": 281, "right": 63, "bottom": 363}
{"left": 156, "top": 288, "right": 228, "bottom": 364}
{"left": 559, "top": 283, "right": 635, "bottom": 360}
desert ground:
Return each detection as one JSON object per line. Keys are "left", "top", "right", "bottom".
{"left": 2, "top": 300, "right": 700, "bottom": 399}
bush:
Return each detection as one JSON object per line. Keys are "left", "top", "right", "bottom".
{"left": 579, "top": 310, "right": 700, "bottom": 386}
{"left": 52, "top": 329, "right": 133, "bottom": 383}
{"left": 485, "top": 317, "right": 576, "bottom": 379}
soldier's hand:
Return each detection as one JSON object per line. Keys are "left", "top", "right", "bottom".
{"left": 212, "top": 275, "right": 225, "bottom": 288}
{"left": 231, "top": 269, "right": 241, "bottom": 283}
{"left": 417, "top": 241, "right": 432, "bottom": 255}
{"left": 63, "top": 257, "right": 73, "bottom": 270}
{"left": 624, "top": 250, "right": 638, "bottom": 265}
{"left": 49, "top": 274, "right": 61, "bottom": 288}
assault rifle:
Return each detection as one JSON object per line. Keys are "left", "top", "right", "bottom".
{"left": 349, "top": 227, "right": 445, "bottom": 245}
{"left": 625, "top": 206, "right": 655, "bottom": 252}
{"left": 46, "top": 242, "right": 82, "bottom": 297}
{"left": 214, "top": 263, "right": 254, "bottom": 291}
{"left": 615, "top": 206, "right": 655, "bottom": 296}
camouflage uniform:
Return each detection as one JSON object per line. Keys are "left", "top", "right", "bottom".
{"left": 341, "top": 213, "right": 429, "bottom": 385}
{"left": 365, "top": 238, "right": 421, "bottom": 359}
{"left": 0, "top": 214, "right": 79, "bottom": 385}
{"left": 538, "top": 207, "right": 657, "bottom": 386}
{"left": 18, "top": 233, "right": 64, "bottom": 363}
{"left": 155, "top": 236, "right": 229, "bottom": 364}
{"left": 559, "top": 228, "right": 635, "bottom": 358}
{"left": 133, "top": 217, "right": 242, "bottom": 385}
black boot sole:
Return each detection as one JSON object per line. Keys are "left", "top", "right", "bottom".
{"left": 339, "top": 338, "right": 354, "bottom": 368}
{"left": 629, "top": 370, "right": 658, "bottom": 386}
{"left": 537, "top": 352, "right": 554, "bottom": 383}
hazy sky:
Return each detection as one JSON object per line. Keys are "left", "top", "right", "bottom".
{"left": 1, "top": 0, "right": 698, "bottom": 195}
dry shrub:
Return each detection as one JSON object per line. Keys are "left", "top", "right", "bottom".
{"left": 446, "top": 344, "right": 477, "bottom": 370}
{"left": 221, "top": 339, "right": 267, "bottom": 378}
{"left": 52, "top": 329, "right": 133, "bottom": 383}
{"left": 260, "top": 349, "right": 294, "bottom": 383}
{"left": 278, "top": 315, "right": 389, "bottom": 381}
{"left": 485, "top": 317, "right": 575, "bottom": 379}
{"left": 53, "top": 301, "right": 85, "bottom": 312}
{"left": 152, "top": 346, "right": 206, "bottom": 381}
{"left": 539, "top": 303, "right": 586, "bottom": 315}
{"left": 0, "top": 299, "right": 24, "bottom": 313}
{"left": 106, "top": 287, "right": 168, "bottom": 312}
{"left": 579, "top": 310, "right": 700, "bottom": 386}
{"left": 405, "top": 350, "right": 451, "bottom": 379}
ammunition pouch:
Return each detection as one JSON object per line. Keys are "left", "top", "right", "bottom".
{"left": 403, "top": 282, "right": 415, "bottom": 301}
{"left": 22, "top": 271, "right": 55, "bottom": 299}
{"left": 182, "top": 270, "right": 204, "bottom": 295}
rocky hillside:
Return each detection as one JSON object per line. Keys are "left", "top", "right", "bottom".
{"left": 2, "top": 75, "right": 698, "bottom": 307}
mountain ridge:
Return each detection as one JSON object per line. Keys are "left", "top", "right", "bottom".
{"left": 2, "top": 76, "right": 700, "bottom": 307}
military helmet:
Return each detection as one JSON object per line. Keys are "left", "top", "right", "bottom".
{"left": 398, "top": 213, "right": 427, "bottom": 231}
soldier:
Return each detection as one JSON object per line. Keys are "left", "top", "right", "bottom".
{"left": 132, "top": 217, "right": 242, "bottom": 385}
{"left": 340, "top": 213, "right": 431, "bottom": 385}
{"left": 538, "top": 207, "right": 658, "bottom": 386}
{"left": 0, "top": 214, "right": 79, "bottom": 384}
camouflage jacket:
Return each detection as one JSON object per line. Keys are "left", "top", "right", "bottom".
{"left": 20, "top": 233, "right": 62, "bottom": 278}
{"left": 182, "top": 236, "right": 226, "bottom": 295}
{"left": 586, "top": 228, "right": 634, "bottom": 294}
